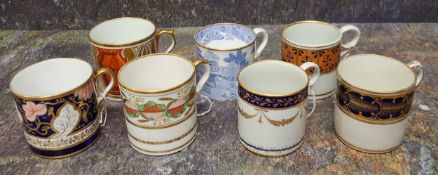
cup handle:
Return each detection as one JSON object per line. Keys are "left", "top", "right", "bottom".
{"left": 192, "top": 59, "right": 210, "bottom": 93}
{"left": 339, "top": 25, "right": 360, "bottom": 59}
{"left": 94, "top": 67, "right": 115, "bottom": 126}
{"left": 253, "top": 28, "right": 269, "bottom": 59}
{"left": 192, "top": 59, "right": 212, "bottom": 116}
{"left": 407, "top": 60, "right": 424, "bottom": 87}
{"left": 300, "top": 62, "right": 320, "bottom": 118}
{"left": 157, "top": 29, "right": 176, "bottom": 53}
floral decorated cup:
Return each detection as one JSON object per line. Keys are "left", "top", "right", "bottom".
{"left": 282, "top": 20, "right": 360, "bottom": 100}
{"left": 335, "top": 54, "right": 423, "bottom": 153}
{"left": 89, "top": 17, "right": 176, "bottom": 101}
{"left": 118, "top": 53, "right": 211, "bottom": 155}
{"left": 10, "top": 58, "right": 115, "bottom": 158}
{"left": 237, "top": 60, "right": 320, "bottom": 157}
{"left": 195, "top": 23, "right": 269, "bottom": 101}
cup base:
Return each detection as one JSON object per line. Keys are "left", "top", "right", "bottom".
{"left": 30, "top": 129, "right": 100, "bottom": 159}
{"left": 129, "top": 135, "right": 196, "bottom": 156}
{"left": 239, "top": 137, "right": 303, "bottom": 157}
{"left": 312, "top": 89, "right": 336, "bottom": 101}
{"left": 335, "top": 131, "right": 400, "bottom": 154}
{"left": 107, "top": 94, "right": 121, "bottom": 101}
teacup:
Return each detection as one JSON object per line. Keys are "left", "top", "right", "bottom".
{"left": 237, "top": 60, "right": 320, "bottom": 157}
{"left": 335, "top": 54, "right": 423, "bottom": 153}
{"left": 89, "top": 17, "right": 176, "bottom": 101}
{"left": 10, "top": 58, "right": 115, "bottom": 158}
{"left": 281, "top": 20, "right": 360, "bottom": 100}
{"left": 118, "top": 53, "right": 211, "bottom": 155}
{"left": 195, "top": 23, "right": 269, "bottom": 101}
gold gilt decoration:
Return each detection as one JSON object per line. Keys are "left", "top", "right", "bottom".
{"left": 238, "top": 105, "right": 302, "bottom": 127}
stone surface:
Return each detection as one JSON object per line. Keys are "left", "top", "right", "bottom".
{"left": 0, "top": 24, "right": 437, "bottom": 174}
{"left": 1, "top": 0, "right": 438, "bottom": 29}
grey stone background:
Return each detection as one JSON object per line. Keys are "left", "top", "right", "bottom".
{"left": 1, "top": 0, "right": 438, "bottom": 30}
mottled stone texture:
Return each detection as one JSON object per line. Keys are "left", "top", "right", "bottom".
{"left": 1, "top": 0, "right": 438, "bottom": 29}
{"left": 0, "top": 24, "right": 437, "bottom": 174}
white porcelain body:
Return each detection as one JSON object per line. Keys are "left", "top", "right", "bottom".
{"left": 281, "top": 21, "right": 360, "bottom": 100}
{"left": 120, "top": 81, "right": 198, "bottom": 155}
{"left": 118, "top": 54, "right": 209, "bottom": 155}
{"left": 237, "top": 60, "right": 320, "bottom": 157}
{"left": 334, "top": 54, "right": 423, "bottom": 153}
{"left": 334, "top": 105, "right": 408, "bottom": 152}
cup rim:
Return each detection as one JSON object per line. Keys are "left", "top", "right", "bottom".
{"left": 194, "top": 23, "right": 256, "bottom": 51}
{"left": 88, "top": 17, "right": 157, "bottom": 47}
{"left": 238, "top": 60, "right": 309, "bottom": 97}
{"left": 337, "top": 54, "right": 418, "bottom": 94}
{"left": 10, "top": 58, "right": 93, "bottom": 101}
{"left": 281, "top": 20, "right": 341, "bottom": 49}
{"left": 117, "top": 53, "right": 196, "bottom": 94}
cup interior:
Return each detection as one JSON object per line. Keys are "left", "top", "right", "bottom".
{"left": 338, "top": 54, "right": 416, "bottom": 92}
{"left": 118, "top": 54, "right": 194, "bottom": 92}
{"left": 239, "top": 61, "right": 308, "bottom": 96}
{"left": 195, "top": 23, "right": 255, "bottom": 50}
{"left": 283, "top": 21, "right": 341, "bottom": 47}
{"left": 10, "top": 58, "right": 92, "bottom": 98}
{"left": 90, "top": 17, "right": 155, "bottom": 45}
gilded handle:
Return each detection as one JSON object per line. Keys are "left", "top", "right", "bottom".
{"left": 94, "top": 67, "right": 115, "bottom": 126}
{"left": 192, "top": 59, "right": 210, "bottom": 93}
{"left": 157, "top": 29, "right": 176, "bottom": 53}
{"left": 407, "top": 60, "right": 424, "bottom": 87}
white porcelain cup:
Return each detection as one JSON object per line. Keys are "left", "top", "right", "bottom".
{"left": 281, "top": 20, "right": 360, "bottom": 100}
{"left": 335, "top": 54, "right": 424, "bottom": 153}
{"left": 118, "top": 53, "right": 211, "bottom": 155}
{"left": 237, "top": 60, "right": 320, "bottom": 157}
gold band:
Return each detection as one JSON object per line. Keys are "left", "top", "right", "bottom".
{"left": 129, "top": 135, "right": 196, "bottom": 154}
{"left": 31, "top": 133, "right": 99, "bottom": 159}
{"left": 336, "top": 102, "right": 408, "bottom": 125}
{"left": 128, "top": 124, "right": 196, "bottom": 145}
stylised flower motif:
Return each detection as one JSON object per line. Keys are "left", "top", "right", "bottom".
{"left": 224, "top": 50, "right": 248, "bottom": 67}
{"left": 22, "top": 101, "right": 47, "bottom": 122}
{"left": 74, "top": 81, "right": 94, "bottom": 101}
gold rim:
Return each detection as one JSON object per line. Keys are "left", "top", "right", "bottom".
{"left": 10, "top": 58, "right": 93, "bottom": 101}
{"left": 194, "top": 23, "right": 256, "bottom": 51}
{"left": 282, "top": 20, "right": 341, "bottom": 49}
{"left": 31, "top": 132, "right": 99, "bottom": 159}
{"left": 89, "top": 17, "right": 157, "bottom": 47}
{"left": 118, "top": 53, "right": 197, "bottom": 94}
{"left": 337, "top": 54, "right": 418, "bottom": 95}
{"left": 335, "top": 131, "right": 400, "bottom": 154}
{"left": 129, "top": 134, "right": 196, "bottom": 154}
{"left": 124, "top": 106, "right": 196, "bottom": 129}
{"left": 335, "top": 102, "right": 409, "bottom": 125}
{"left": 128, "top": 124, "right": 196, "bottom": 145}
{"left": 238, "top": 60, "right": 309, "bottom": 97}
